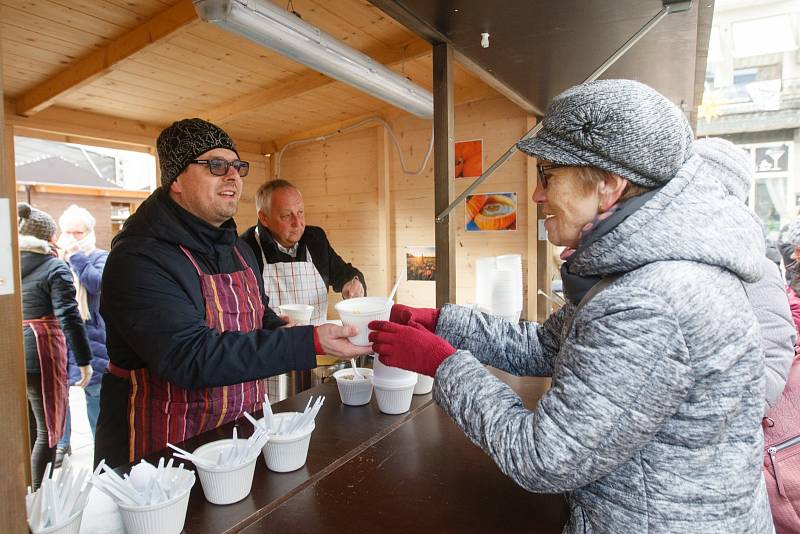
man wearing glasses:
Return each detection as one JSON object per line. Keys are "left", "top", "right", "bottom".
{"left": 95, "top": 118, "right": 371, "bottom": 467}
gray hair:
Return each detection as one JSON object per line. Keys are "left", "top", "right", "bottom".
{"left": 255, "top": 179, "right": 297, "bottom": 214}
{"left": 58, "top": 204, "right": 96, "bottom": 232}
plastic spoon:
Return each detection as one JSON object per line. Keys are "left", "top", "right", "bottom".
{"left": 387, "top": 274, "right": 402, "bottom": 306}
{"left": 350, "top": 358, "right": 365, "bottom": 380}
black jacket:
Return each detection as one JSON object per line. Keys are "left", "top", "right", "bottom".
{"left": 240, "top": 223, "right": 365, "bottom": 293}
{"left": 100, "top": 187, "right": 316, "bottom": 390}
{"left": 20, "top": 236, "right": 92, "bottom": 373}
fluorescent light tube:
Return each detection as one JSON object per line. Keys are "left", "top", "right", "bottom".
{"left": 193, "top": 0, "right": 434, "bottom": 118}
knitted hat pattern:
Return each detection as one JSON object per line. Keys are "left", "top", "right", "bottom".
{"left": 18, "top": 203, "right": 57, "bottom": 241}
{"left": 157, "top": 118, "right": 238, "bottom": 187}
{"left": 517, "top": 79, "right": 694, "bottom": 187}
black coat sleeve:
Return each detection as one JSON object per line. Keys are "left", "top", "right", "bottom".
{"left": 49, "top": 261, "right": 92, "bottom": 366}
{"left": 102, "top": 244, "right": 316, "bottom": 390}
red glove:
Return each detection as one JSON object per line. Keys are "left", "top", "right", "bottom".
{"left": 368, "top": 320, "right": 456, "bottom": 377}
{"left": 389, "top": 304, "right": 440, "bottom": 333}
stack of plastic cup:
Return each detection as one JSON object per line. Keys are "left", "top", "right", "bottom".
{"left": 116, "top": 468, "right": 194, "bottom": 534}
{"left": 192, "top": 439, "right": 259, "bottom": 505}
{"left": 413, "top": 374, "right": 434, "bottom": 395}
{"left": 333, "top": 367, "right": 374, "bottom": 406}
{"left": 278, "top": 304, "right": 314, "bottom": 325}
{"left": 260, "top": 412, "right": 315, "bottom": 472}
{"left": 490, "top": 268, "right": 520, "bottom": 322}
{"left": 474, "top": 256, "right": 497, "bottom": 313}
{"left": 334, "top": 296, "right": 391, "bottom": 345}
{"left": 372, "top": 355, "right": 417, "bottom": 414}
{"left": 496, "top": 254, "right": 523, "bottom": 314}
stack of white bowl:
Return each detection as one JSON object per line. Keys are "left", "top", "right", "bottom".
{"left": 475, "top": 254, "right": 522, "bottom": 322}
{"left": 372, "top": 355, "right": 417, "bottom": 414}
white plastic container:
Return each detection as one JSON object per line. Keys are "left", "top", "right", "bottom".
{"left": 31, "top": 510, "right": 83, "bottom": 534}
{"left": 116, "top": 469, "right": 194, "bottom": 534}
{"left": 192, "top": 439, "right": 258, "bottom": 505}
{"left": 333, "top": 367, "right": 373, "bottom": 406}
{"left": 334, "top": 296, "right": 390, "bottom": 345}
{"left": 278, "top": 304, "right": 314, "bottom": 325}
{"left": 260, "top": 412, "right": 315, "bottom": 472}
{"left": 413, "top": 374, "right": 434, "bottom": 395}
{"left": 373, "top": 378, "right": 417, "bottom": 414}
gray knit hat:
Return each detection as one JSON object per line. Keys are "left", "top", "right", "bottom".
{"left": 157, "top": 118, "right": 238, "bottom": 187}
{"left": 18, "top": 203, "right": 57, "bottom": 241}
{"left": 694, "top": 137, "right": 752, "bottom": 202}
{"left": 785, "top": 219, "right": 800, "bottom": 248}
{"left": 517, "top": 79, "right": 694, "bottom": 187}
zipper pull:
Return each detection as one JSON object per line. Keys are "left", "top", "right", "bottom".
{"left": 768, "top": 447, "right": 788, "bottom": 498}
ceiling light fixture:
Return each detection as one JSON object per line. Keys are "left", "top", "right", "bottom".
{"left": 193, "top": 0, "right": 434, "bottom": 118}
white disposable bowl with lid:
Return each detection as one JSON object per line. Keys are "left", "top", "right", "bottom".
{"left": 413, "top": 374, "right": 434, "bottom": 395}
{"left": 116, "top": 468, "right": 194, "bottom": 534}
{"left": 333, "top": 368, "right": 373, "bottom": 406}
{"left": 334, "top": 296, "right": 390, "bottom": 345}
{"left": 192, "top": 439, "right": 258, "bottom": 505}
{"left": 260, "top": 412, "right": 315, "bottom": 472}
{"left": 278, "top": 304, "right": 314, "bottom": 325}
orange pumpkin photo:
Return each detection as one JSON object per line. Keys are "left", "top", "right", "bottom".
{"left": 465, "top": 192, "right": 517, "bottom": 232}
{"left": 455, "top": 140, "right": 483, "bottom": 178}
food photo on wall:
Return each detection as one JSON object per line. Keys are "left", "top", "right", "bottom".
{"left": 465, "top": 192, "right": 517, "bottom": 232}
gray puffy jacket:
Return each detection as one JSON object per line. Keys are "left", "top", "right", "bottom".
{"left": 433, "top": 154, "right": 774, "bottom": 533}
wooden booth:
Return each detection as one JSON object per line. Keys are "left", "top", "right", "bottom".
{"left": 0, "top": 0, "right": 712, "bottom": 530}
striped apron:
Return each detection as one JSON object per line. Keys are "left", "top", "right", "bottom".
{"left": 108, "top": 245, "right": 267, "bottom": 462}
{"left": 255, "top": 226, "right": 328, "bottom": 324}
{"left": 23, "top": 315, "right": 69, "bottom": 448}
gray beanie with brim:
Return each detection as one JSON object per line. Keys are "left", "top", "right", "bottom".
{"left": 517, "top": 79, "right": 695, "bottom": 188}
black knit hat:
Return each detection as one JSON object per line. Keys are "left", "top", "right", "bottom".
{"left": 157, "top": 118, "right": 239, "bottom": 187}
{"left": 18, "top": 203, "right": 57, "bottom": 241}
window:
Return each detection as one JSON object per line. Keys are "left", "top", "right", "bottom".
{"left": 111, "top": 202, "right": 133, "bottom": 235}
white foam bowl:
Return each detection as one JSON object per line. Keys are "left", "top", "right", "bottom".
{"left": 333, "top": 368, "right": 374, "bottom": 406}
{"left": 373, "top": 355, "right": 417, "bottom": 384}
{"left": 259, "top": 412, "right": 315, "bottom": 472}
{"left": 31, "top": 510, "right": 83, "bottom": 534}
{"left": 413, "top": 374, "right": 434, "bottom": 395}
{"left": 373, "top": 378, "right": 417, "bottom": 415}
{"left": 278, "top": 304, "right": 314, "bottom": 325}
{"left": 334, "top": 296, "right": 390, "bottom": 345}
{"left": 116, "top": 468, "right": 194, "bottom": 534}
{"left": 192, "top": 439, "right": 258, "bottom": 505}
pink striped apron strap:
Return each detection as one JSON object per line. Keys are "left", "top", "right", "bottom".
{"left": 178, "top": 244, "right": 204, "bottom": 276}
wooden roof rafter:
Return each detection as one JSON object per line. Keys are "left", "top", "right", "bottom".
{"left": 202, "top": 37, "right": 432, "bottom": 124}
{"left": 14, "top": 0, "right": 199, "bottom": 117}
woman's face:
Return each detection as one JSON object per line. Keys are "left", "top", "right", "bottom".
{"left": 532, "top": 166, "right": 601, "bottom": 248}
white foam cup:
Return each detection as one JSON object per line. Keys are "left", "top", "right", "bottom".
{"left": 333, "top": 368, "right": 374, "bottom": 406}
{"left": 31, "top": 510, "right": 83, "bottom": 534}
{"left": 116, "top": 468, "right": 194, "bottom": 534}
{"left": 278, "top": 304, "right": 314, "bottom": 325}
{"left": 335, "top": 296, "right": 391, "bottom": 346}
{"left": 413, "top": 374, "right": 434, "bottom": 395}
{"left": 260, "top": 412, "right": 315, "bottom": 472}
{"left": 372, "top": 355, "right": 417, "bottom": 414}
{"left": 192, "top": 439, "right": 258, "bottom": 505}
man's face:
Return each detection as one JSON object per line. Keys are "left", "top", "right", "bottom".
{"left": 258, "top": 187, "right": 305, "bottom": 248}
{"left": 170, "top": 148, "right": 242, "bottom": 227}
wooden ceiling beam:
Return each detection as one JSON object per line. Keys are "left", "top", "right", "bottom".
{"left": 204, "top": 38, "right": 431, "bottom": 125}
{"left": 14, "top": 0, "right": 198, "bottom": 117}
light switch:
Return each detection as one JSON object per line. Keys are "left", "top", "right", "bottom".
{"left": 0, "top": 199, "right": 15, "bottom": 296}
{"left": 537, "top": 219, "right": 548, "bottom": 241}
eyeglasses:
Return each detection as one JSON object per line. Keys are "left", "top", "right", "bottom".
{"left": 190, "top": 159, "right": 250, "bottom": 177}
{"left": 537, "top": 163, "right": 567, "bottom": 189}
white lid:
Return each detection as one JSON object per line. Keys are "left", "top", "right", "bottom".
{"left": 372, "top": 355, "right": 417, "bottom": 385}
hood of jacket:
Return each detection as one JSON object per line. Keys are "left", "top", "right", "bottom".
{"left": 568, "top": 154, "right": 764, "bottom": 283}
{"left": 19, "top": 235, "right": 54, "bottom": 278}
{"left": 112, "top": 186, "right": 239, "bottom": 254}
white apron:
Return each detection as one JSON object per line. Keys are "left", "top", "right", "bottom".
{"left": 254, "top": 226, "right": 328, "bottom": 324}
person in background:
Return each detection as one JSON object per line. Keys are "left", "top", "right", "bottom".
{"left": 95, "top": 119, "right": 370, "bottom": 468}
{"left": 52, "top": 205, "right": 109, "bottom": 467}
{"left": 782, "top": 219, "right": 800, "bottom": 335}
{"left": 367, "top": 80, "right": 773, "bottom": 532}
{"left": 694, "top": 137, "right": 796, "bottom": 412}
{"left": 241, "top": 179, "right": 366, "bottom": 325}
{"left": 18, "top": 203, "right": 92, "bottom": 489}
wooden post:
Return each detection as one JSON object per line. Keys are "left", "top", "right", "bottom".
{"left": 433, "top": 43, "right": 456, "bottom": 307}
{"left": 376, "top": 125, "right": 393, "bottom": 296}
{"left": 0, "top": 29, "right": 33, "bottom": 530}
{"left": 525, "top": 116, "right": 539, "bottom": 321}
